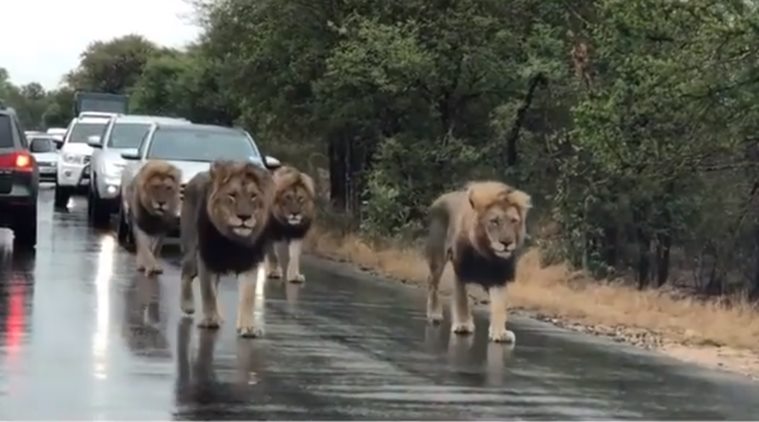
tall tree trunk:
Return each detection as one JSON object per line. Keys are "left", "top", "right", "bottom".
{"left": 637, "top": 227, "right": 651, "bottom": 289}
{"left": 506, "top": 73, "right": 546, "bottom": 166}
{"left": 328, "top": 137, "right": 347, "bottom": 211}
{"left": 655, "top": 232, "right": 671, "bottom": 287}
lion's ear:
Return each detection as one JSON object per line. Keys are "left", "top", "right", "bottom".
{"left": 507, "top": 189, "right": 532, "bottom": 215}
{"left": 209, "top": 160, "right": 230, "bottom": 181}
{"left": 300, "top": 172, "right": 316, "bottom": 198}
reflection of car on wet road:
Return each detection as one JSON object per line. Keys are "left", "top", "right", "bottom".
{"left": 86, "top": 114, "right": 189, "bottom": 227}
{"left": 116, "top": 122, "right": 281, "bottom": 248}
{"left": 27, "top": 134, "right": 59, "bottom": 183}
{"left": 54, "top": 113, "right": 116, "bottom": 208}
{"left": 0, "top": 104, "right": 39, "bottom": 250}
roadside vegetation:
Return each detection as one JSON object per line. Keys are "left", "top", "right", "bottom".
{"left": 5, "top": 0, "right": 759, "bottom": 376}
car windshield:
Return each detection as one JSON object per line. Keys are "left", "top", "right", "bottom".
{"left": 146, "top": 128, "right": 261, "bottom": 162}
{"left": 0, "top": 115, "right": 12, "bottom": 148}
{"left": 30, "top": 138, "right": 55, "bottom": 152}
{"left": 68, "top": 122, "right": 107, "bottom": 144}
{"left": 108, "top": 122, "right": 151, "bottom": 149}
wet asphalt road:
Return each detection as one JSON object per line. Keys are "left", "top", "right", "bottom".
{"left": 1, "top": 188, "right": 759, "bottom": 420}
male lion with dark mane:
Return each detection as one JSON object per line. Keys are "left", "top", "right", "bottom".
{"left": 425, "top": 180, "right": 531, "bottom": 344}
{"left": 263, "top": 165, "right": 316, "bottom": 283}
{"left": 123, "top": 160, "right": 182, "bottom": 276}
{"left": 179, "top": 160, "right": 274, "bottom": 338}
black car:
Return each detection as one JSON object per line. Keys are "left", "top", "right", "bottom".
{"left": 0, "top": 103, "right": 40, "bottom": 250}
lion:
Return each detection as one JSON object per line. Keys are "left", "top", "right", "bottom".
{"left": 179, "top": 159, "right": 275, "bottom": 338}
{"left": 263, "top": 165, "right": 316, "bottom": 283}
{"left": 123, "top": 160, "right": 182, "bottom": 276}
{"left": 425, "top": 180, "right": 532, "bottom": 344}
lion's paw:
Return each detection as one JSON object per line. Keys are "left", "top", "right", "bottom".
{"left": 197, "top": 314, "right": 222, "bottom": 329}
{"left": 488, "top": 326, "right": 516, "bottom": 344}
{"left": 287, "top": 273, "right": 305, "bottom": 284}
{"left": 268, "top": 267, "right": 283, "bottom": 279}
{"left": 451, "top": 320, "right": 475, "bottom": 335}
{"left": 180, "top": 298, "right": 195, "bottom": 316}
{"left": 237, "top": 325, "right": 263, "bottom": 338}
{"left": 144, "top": 264, "right": 164, "bottom": 276}
{"left": 427, "top": 312, "right": 444, "bottom": 325}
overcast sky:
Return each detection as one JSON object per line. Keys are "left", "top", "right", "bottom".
{"left": 0, "top": 0, "right": 201, "bottom": 90}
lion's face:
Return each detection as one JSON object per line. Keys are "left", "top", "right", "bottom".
{"left": 468, "top": 182, "right": 531, "bottom": 259}
{"left": 207, "top": 160, "right": 274, "bottom": 241}
{"left": 275, "top": 184, "right": 315, "bottom": 226}
{"left": 479, "top": 204, "right": 525, "bottom": 259}
{"left": 139, "top": 164, "right": 181, "bottom": 217}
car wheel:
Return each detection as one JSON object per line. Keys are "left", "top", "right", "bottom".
{"left": 13, "top": 202, "right": 37, "bottom": 250}
{"left": 89, "top": 186, "right": 111, "bottom": 228}
{"left": 54, "top": 184, "right": 70, "bottom": 208}
{"left": 117, "top": 204, "right": 135, "bottom": 252}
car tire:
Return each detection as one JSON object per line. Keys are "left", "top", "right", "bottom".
{"left": 54, "top": 184, "right": 70, "bottom": 208}
{"left": 13, "top": 202, "right": 37, "bottom": 251}
{"left": 117, "top": 204, "right": 135, "bottom": 252}
{"left": 88, "top": 185, "right": 111, "bottom": 228}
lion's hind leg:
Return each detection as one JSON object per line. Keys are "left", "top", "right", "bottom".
{"left": 425, "top": 207, "right": 448, "bottom": 324}
{"left": 265, "top": 241, "right": 283, "bottom": 279}
{"left": 180, "top": 253, "right": 197, "bottom": 315}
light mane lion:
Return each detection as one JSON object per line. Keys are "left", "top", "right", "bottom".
{"left": 179, "top": 160, "right": 274, "bottom": 338}
{"left": 124, "top": 160, "right": 182, "bottom": 276}
{"left": 263, "top": 165, "right": 316, "bottom": 283}
{"left": 425, "top": 180, "right": 532, "bottom": 344}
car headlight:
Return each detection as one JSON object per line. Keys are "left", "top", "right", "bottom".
{"left": 62, "top": 153, "right": 85, "bottom": 164}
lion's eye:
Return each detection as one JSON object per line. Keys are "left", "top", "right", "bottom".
{"left": 489, "top": 217, "right": 499, "bottom": 226}
{"left": 228, "top": 193, "right": 236, "bottom": 202}
{"left": 297, "top": 196, "right": 304, "bottom": 204}
{"left": 510, "top": 216, "right": 519, "bottom": 224}
{"left": 251, "top": 193, "right": 258, "bottom": 201}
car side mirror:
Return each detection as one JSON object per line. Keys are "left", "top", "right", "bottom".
{"left": 87, "top": 135, "right": 102, "bottom": 148}
{"left": 264, "top": 155, "right": 281, "bottom": 170}
{"left": 121, "top": 148, "right": 140, "bottom": 160}
{"left": 54, "top": 139, "right": 64, "bottom": 150}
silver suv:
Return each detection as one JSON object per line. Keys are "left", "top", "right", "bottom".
{"left": 86, "top": 114, "right": 188, "bottom": 227}
{"left": 54, "top": 114, "right": 116, "bottom": 207}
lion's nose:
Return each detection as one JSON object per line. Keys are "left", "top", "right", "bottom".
{"left": 156, "top": 200, "right": 166, "bottom": 208}
{"left": 237, "top": 213, "right": 252, "bottom": 221}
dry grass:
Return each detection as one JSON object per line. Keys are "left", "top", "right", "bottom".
{"left": 304, "top": 225, "right": 759, "bottom": 353}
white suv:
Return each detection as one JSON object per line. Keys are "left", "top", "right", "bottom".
{"left": 86, "top": 114, "right": 189, "bottom": 226}
{"left": 55, "top": 114, "right": 116, "bottom": 207}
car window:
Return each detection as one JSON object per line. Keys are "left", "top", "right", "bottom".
{"left": 14, "top": 119, "right": 27, "bottom": 149}
{"left": 146, "top": 128, "right": 260, "bottom": 163}
{"left": 108, "top": 122, "right": 151, "bottom": 149}
{"left": 68, "top": 122, "right": 107, "bottom": 144}
{"left": 30, "top": 138, "right": 55, "bottom": 153}
{"left": 0, "top": 115, "right": 13, "bottom": 148}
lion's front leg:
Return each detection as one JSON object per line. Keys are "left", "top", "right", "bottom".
{"left": 180, "top": 254, "right": 197, "bottom": 315}
{"left": 286, "top": 239, "right": 305, "bottom": 283}
{"left": 487, "top": 285, "right": 515, "bottom": 344}
{"left": 146, "top": 234, "right": 165, "bottom": 275}
{"left": 133, "top": 226, "right": 163, "bottom": 275}
{"left": 264, "top": 241, "right": 282, "bottom": 279}
{"left": 236, "top": 263, "right": 264, "bottom": 338}
{"left": 197, "top": 259, "right": 223, "bottom": 329}
{"left": 451, "top": 277, "right": 475, "bottom": 335}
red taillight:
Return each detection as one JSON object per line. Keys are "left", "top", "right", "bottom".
{"left": 15, "top": 153, "right": 31, "bottom": 168}
{"left": 0, "top": 152, "right": 33, "bottom": 171}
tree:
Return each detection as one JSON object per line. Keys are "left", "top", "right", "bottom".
{"left": 65, "top": 34, "right": 159, "bottom": 94}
